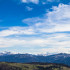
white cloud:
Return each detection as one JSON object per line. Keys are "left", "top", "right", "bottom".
{"left": 21, "top": 0, "right": 60, "bottom": 4}
{"left": 22, "top": 0, "right": 39, "bottom": 4}
{"left": 26, "top": 6, "right": 33, "bottom": 11}
{"left": 0, "top": 26, "right": 35, "bottom": 37}
{"left": 41, "top": 48, "right": 70, "bottom": 54}
{"left": 47, "top": 0, "right": 60, "bottom": 2}
{"left": 22, "top": 0, "right": 27, "bottom": 3}
{"left": 22, "top": 17, "right": 44, "bottom": 25}
{"left": 0, "top": 33, "right": 70, "bottom": 54}
{"left": 0, "top": 38, "right": 26, "bottom": 47}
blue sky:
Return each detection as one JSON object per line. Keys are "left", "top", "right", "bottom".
{"left": 0, "top": 0, "right": 70, "bottom": 54}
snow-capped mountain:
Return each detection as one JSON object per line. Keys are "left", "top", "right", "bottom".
{"left": 0, "top": 52, "right": 70, "bottom": 66}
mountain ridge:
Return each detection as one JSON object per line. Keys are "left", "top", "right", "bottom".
{"left": 0, "top": 52, "right": 70, "bottom": 66}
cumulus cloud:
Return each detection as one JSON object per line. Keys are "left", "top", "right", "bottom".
{"left": 23, "top": 4, "right": 70, "bottom": 33}
{"left": 0, "top": 4, "right": 70, "bottom": 54}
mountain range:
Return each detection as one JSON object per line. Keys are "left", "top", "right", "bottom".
{"left": 0, "top": 52, "right": 70, "bottom": 66}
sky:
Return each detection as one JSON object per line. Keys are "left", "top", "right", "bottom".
{"left": 0, "top": 0, "right": 70, "bottom": 54}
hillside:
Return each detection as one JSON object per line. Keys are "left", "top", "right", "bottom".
{"left": 0, "top": 62, "right": 70, "bottom": 70}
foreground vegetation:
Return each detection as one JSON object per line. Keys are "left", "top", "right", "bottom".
{"left": 0, "top": 62, "right": 70, "bottom": 70}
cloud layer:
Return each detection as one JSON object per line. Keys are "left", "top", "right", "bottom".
{"left": 0, "top": 4, "right": 70, "bottom": 54}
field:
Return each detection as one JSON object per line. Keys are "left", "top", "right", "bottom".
{"left": 0, "top": 62, "right": 70, "bottom": 70}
